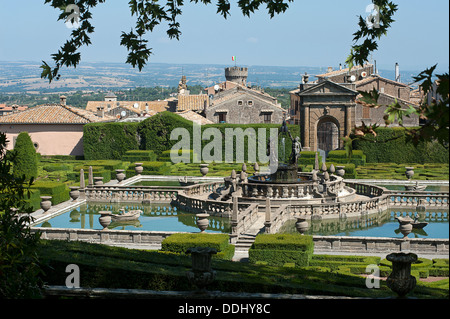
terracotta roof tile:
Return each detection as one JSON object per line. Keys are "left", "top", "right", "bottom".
{"left": 86, "top": 100, "right": 172, "bottom": 113}
{"left": 177, "top": 95, "right": 209, "bottom": 111}
{"left": 0, "top": 104, "right": 115, "bottom": 124}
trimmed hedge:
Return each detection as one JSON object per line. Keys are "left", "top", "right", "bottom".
{"left": 161, "top": 233, "right": 235, "bottom": 260}
{"left": 125, "top": 161, "right": 172, "bottom": 177}
{"left": 327, "top": 150, "right": 366, "bottom": 167}
{"left": 122, "top": 150, "right": 157, "bottom": 163}
{"left": 29, "top": 181, "right": 70, "bottom": 205}
{"left": 352, "top": 127, "right": 449, "bottom": 164}
{"left": 83, "top": 122, "right": 140, "bottom": 160}
{"left": 83, "top": 111, "right": 300, "bottom": 163}
{"left": 298, "top": 151, "right": 322, "bottom": 166}
{"left": 249, "top": 234, "right": 314, "bottom": 267}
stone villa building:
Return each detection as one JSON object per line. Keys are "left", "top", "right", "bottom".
{"left": 289, "top": 63, "right": 419, "bottom": 153}
{"left": 170, "top": 67, "right": 286, "bottom": 124}
{"left": 204, "top": 67, "right": 286, "bottom": 124}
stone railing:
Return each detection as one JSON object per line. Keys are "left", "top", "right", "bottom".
{"left": 313, "top": 235, "right": 449, "bottom": 256}
{"left": 241, "top": 175, "right": 345, "bottom": 199}
{"left": 176, "top": 195, "right": 234, "bottom": 217}
{"left": 230, "top": 197, "right": 259, "bottom": 243}
{"left": 33, "top": 227, "right": 179, "bottom": 246}
{"left": 265, "top": 204, "right": 290, "bottom": 234}
{"left": 385, "top": 190, "right": 449, "bottom": 209}
{"left": 182, "top": 181, "right": 225, "bottom": 197}
{"left": 84, "top": 186, "right": 179, "bottom": 203}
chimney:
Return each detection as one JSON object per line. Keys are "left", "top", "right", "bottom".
{"left": 97, "top": 106, "right": 104, "bottom": 118}
{"left": 302, "top": 72, "right": 309, "bottom": 84}
{"left": 11, "top": 105, "right": 18, "bottom": 113}
{"left": 395, "top": 63, "right": 400, "bottom": 82}
{"left": 60, "top": 95, "right": 67, "bottom": 106}
{"left": 339, "top": 63, "right": 342, "bottom": 70}
{"left": 327, "top": 67, "right": 333, "bottom": 73}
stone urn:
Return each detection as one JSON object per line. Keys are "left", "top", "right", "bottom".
{"left": 196, "top": 213, "right": 210, "bottom": 233}
{"left": 396, "top": 216, "right": 413, "bottom": 239}
{"left": 295, "top": 217, "right": 309, "bottom": 235}
{"left": 135, "top": 163, "right": 143, "bottom": 175}
{"left": 186, "top": 247, "right": 217, "bottom": 293}
{"left": 40, "top": 196, "right": 52, "bottom": 213}
{"left": 336, "top": 166, "right": 345, "bottom": 178}
{"left": 405, "top": 167, "right": 414, "bottom": 180}
{"left": 98, "top": 211, "right": 112, "bottom": 230}
{"left": 115, "top": 169, "right": 126, "bottom": 183}
{"left": 386, "top": 252, "right": 418, "bottom": 298}
{"left": 200, "top": 164, "right": 209, "bottom": 177}
{"left": 93, "top": 176, "right": 103, "bottom": 186}
{"left": 69, "top": 186, "right": 80, "bottom": 201}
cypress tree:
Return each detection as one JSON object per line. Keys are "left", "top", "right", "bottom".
{"left": 12, "top": 132, "right": 38, "bottom": 182}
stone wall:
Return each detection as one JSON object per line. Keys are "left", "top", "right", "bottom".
{"left": 33, "top": 227, "right": 449, "bottom": 257}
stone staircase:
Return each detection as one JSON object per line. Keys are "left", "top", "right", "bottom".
{"left": 232, "top": 212, "right": 266, "bottom": 261}
{"left": 234, "top": 234, "right": 258, "bottom": 252}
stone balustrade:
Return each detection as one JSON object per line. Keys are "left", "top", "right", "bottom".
{"left": 241, "top": 175, "right": 345, "bottom": 199}
{"left": 385, "top": 190, "right": 449, "bottom": 209}
{"left": 84, "top": 186, "right": 178, "bottom": 203}
{"left": 230, "top": 197, "right": 259, "bottom": 243}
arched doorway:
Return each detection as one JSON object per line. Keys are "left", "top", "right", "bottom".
{"left": 317, "top": 118, "right": 339, "bottom": 156}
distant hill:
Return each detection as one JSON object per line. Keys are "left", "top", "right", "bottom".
{"left": 0, "top": 61, "right": 423, "bottom": 93}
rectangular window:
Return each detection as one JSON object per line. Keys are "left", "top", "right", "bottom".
{"left": 219, "top": 113, "right": 227, "bottom": 123}
{"left": 295, "top": 100, "right": 299, "bottom": 112}
{"left": 263, "top": 113, "right": 271, "bottom": 124}
{"left": 237, "top": 100, "right": 243, "bottom": 106}
{"left": 247, "top": 100, "right": 253, "bottom": 106}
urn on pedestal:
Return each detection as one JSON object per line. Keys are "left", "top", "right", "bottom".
{"left": 200, "top": 164, "right": 209, "bottom": 177}
{"left": 295, "top": 217, "right": 309, "bottom": 235}
{"left": 196, "top": 213, "right": 210, "bottom": 233}
{"left": 98, "top": 211, "right": 112, "bottom": 230}
{"left": 115, "top": 169, "right": 126, "bottom": 183}
{"left": 69, "top": 186, "right": 80, "bottom": 201}
{"left": 186, "top": 247, "right": 217, "bottom": 293}
{"left": 386, "top": 252, "right": 418, "bottom": 298}
{"left": 40, "top": 196, "right": 52, "bottom": 213}
{"left": 134, "top": 163, "right": 143, "bottom": 175}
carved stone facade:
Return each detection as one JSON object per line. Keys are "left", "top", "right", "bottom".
{"left": 290, "top": 64, "right": 420, "bottom": 152}
{"left": 290, "top": 80, "right": 358, "bottom": 152}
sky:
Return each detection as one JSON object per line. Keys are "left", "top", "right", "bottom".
{"left": 0, "top": 0, "right": 448, "bottom": 72}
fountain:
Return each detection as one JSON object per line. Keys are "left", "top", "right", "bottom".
{"left": 176, "top": 119, "right": 388, "bottom": 236}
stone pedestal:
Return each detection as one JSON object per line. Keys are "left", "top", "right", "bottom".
{"left": 386, "top": 252, "right": 417, "bottom": 298}
{"left": 186, "top": 247, "right": 217, "bottom": 293}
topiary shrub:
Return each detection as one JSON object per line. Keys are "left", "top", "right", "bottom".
{"left": 12, "top": 132, "right": 38, "bottom": 182}
{"left": 161, "top": 233, "right": 235, "bottom": 260}
{"left": 248, "top": 234, "right": 314, "bottom": 267}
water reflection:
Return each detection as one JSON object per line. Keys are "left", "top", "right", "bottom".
{"left": 279, "top": 209, "right": 449, "bottom": 239}
{"left": 38, "top": 202, "right": 230, "bottom": 233}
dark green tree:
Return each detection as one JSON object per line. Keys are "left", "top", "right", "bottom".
{"left": 0, "top": 132, "right": 43, "bottom": 298}
{"left": 12, "top": 132, "right": 38, "bottom": 182}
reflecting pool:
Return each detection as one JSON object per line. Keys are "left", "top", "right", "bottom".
{"left": 279, "top": 209, "right": 449, "bottom": 239}
{"left": 36, "top": 202, "right": 229, "bottom": 233}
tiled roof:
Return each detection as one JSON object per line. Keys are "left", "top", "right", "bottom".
{"left": 177, "top": 94, "right": 209, "bottom": 111}
{"left": 176, "top": 110, "right": 214, "bottom": 125}
{"left": 86, "top": 100, "right": 172, "bottom": 113}
{"left": 0, "top": 104, "right": 115, "bottom": 124}
{"left": 355, "top": 75, "right": 410, "bottom": 88}
{"left": 316, "top": 64, "right": 371, "bottom": 78}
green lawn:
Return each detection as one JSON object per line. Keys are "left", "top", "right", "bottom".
{"left": 37, "top": 240, "right": 449, "bottom": 299}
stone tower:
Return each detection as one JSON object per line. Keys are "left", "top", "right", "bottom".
{"left": 225, "top": 66, "right": 248, "bottom": 86}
